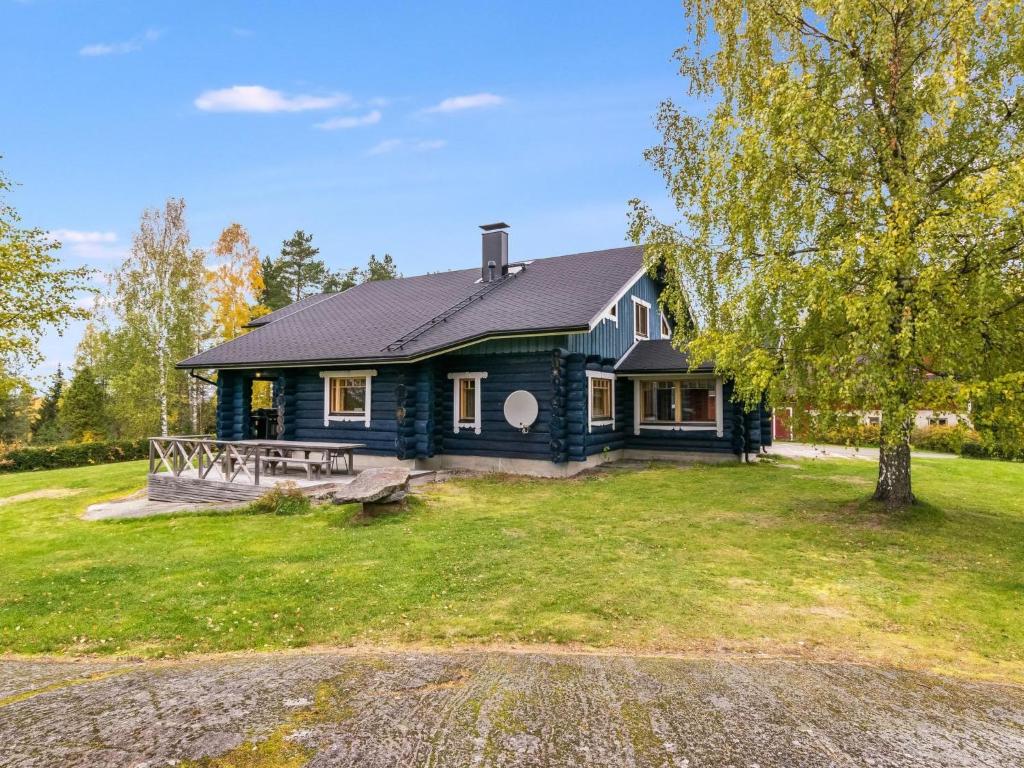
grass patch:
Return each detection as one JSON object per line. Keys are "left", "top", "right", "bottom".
{"left": 0, "top": 458, "right": 1022, "bottom": 680}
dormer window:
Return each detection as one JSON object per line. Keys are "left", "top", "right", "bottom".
{"left": 660, "top": 314, "right": 672, "bottom": 338}
{"left": 633, "top": 298, "right": 650, "bottom": 340}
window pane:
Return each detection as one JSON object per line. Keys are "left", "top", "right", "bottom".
{"left": 641, "top": 381, "right": 656, "bottom": 421}
{"left": 635, "top": 303, "right": 649, "bottom": 337}
{"left": 681, "top": 379, "right": 715, "bottom": 422}
{"left": 459, "top": 378, "right": 476, "bottom": 422}
{"left": 329, "top": 377, "right": 365, "bottom": 415}
{"left": 591, "top": 379, "right": 611, "bottom": 419}
{"left": 655, "top": 381, "right": 674, "bottom": 420}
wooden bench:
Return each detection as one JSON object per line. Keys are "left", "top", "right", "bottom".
{"left": 259, "top": 454, "right": 331, "bottom": 480}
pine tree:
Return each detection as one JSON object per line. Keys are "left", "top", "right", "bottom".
{"left": 362, "top": 253, "right": 399, "bottom": 282}
{"left": 280, "top": 230, "right": 330, "bottom": 302}
{"left": 31, "top": 366, "right": 66, "bottom": 443}
{"left": 258, "top": 255, "right": 291, "bottom": 310}
{"left": 61, "top": 364, "right": 108, "bottom": 441}
{"left": 322, "top": 266, "right": 360, "bottom": 293}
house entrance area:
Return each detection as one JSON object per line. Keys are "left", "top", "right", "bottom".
{"left": 248, "top": 376, "right": 280, "bottom": 439}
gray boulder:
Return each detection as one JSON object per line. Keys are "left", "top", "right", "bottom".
{"left": 329, "top": 468, "right": 411, "bottom": 505}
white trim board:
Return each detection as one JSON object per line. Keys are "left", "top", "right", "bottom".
{"left": 586, "top": 266, "right": 647, "bottom": 330}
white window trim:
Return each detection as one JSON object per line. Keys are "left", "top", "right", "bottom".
{"left": 320, "top": 369, "right": 377, "bottom": 427}
{"left": 660, "top": 313, "right": 672, "bottom": 339}
{"left": 632, "top": 296, "right": 651, "bottom": 341}
{"left": 631, "top": 376, "right": 724, "bottom": 437}
{"left": 586, "top": 370, "right": 616, "bottom": 432}
{"left": 447, "top": 372, "right": 487, "bottom": 434}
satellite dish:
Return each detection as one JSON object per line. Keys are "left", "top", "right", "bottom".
{"left": 504, "top": 390, "right": 539, "bottom": 433}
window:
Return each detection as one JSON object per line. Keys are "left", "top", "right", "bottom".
{"left": 633, "top": 298, "right": 650, "bottom": 340}
{"left": 660, "top": 314, "right": 672, "bottom": 339}
{"left": 449, "top": 372, "right": 487, "bottom": 434}
{"left": 928, "top": 416, "right": 949, "bottom": 426}
{"left": 636, "top": 377, "right": 721, "bottom": 434}
{"left": 587, "top": 371, "right": 615, "bottom": 430}
{"left": 320, "top": 370, "right": 376, "bottom": 427}
{"left": 867, "top": 415, "right": 881, "bottom": 426}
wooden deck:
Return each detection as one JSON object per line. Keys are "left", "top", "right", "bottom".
{"left": 147, "top": 465, "right": 353, "bottom": 503}
{"left": 146, "top": 436, "right": 364, "bottom": 503}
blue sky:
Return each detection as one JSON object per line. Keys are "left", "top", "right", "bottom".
{"left": 3, "top": 0, "right": 692, "bottom": 384}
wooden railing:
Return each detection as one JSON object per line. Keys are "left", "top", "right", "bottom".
{"left": 148, "top": 436, "right": 266, "bottom": 486}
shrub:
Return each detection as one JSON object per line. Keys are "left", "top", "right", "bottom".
{"left": 248, "top": 482, "right": 312, "bottom": 516}
{"left": 911, "top": 425, "right": 981, "bottom": 455}
{"left": 800, "top": 421, "right": 880, "bottom": 446}
{"left": 0, "top": 439, "right": 149, "bottom": 473}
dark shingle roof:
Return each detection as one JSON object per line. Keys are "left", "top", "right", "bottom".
{"left": 244, "top": 292, "right": 339, "bottom": 328}
{"left": 614, "top": 340, "right": 714, "bottom": 374}
{"left": 180, "top": 246, "right": 644, "bottom": 369}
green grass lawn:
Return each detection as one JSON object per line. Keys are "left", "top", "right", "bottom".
{"left": 1, "top": 457, "right": 1022, "bottom": 681}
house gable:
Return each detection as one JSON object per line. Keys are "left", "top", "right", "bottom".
{"left": 567, "top": 273, "right": 667, "bottom": 361}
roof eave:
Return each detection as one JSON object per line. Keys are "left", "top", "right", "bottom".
{"left": 176, "top": 324, "right": 590, "bottom": 371}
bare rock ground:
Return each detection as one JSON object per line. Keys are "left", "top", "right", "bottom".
{"left": 0, "top": 649, "right": 1022, "bottom": 767}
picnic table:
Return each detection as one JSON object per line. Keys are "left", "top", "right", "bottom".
{"left": 233, "top": 439, "right": 365, "bottom": 477}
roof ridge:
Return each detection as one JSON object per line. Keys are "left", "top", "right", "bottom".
{"left": 245, "top": 291, "right": 341, "bottom": 328}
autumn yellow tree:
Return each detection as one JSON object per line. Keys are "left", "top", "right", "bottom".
{"left": 208, "top": 223, "right": 266, "bottom": 341}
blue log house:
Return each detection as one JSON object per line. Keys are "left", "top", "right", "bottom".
{"left": 179, "top": 224, "right": 771, "bottom": 476}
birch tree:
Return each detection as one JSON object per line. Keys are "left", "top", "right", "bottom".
{"left": 0, "top": 166, "right": 92, "bottom": 368}
{"left": 631, "top": 0, "right": 1024, "bottom": 507}
{"left": 114, "top": 199, "right": 206, "bottom": 436}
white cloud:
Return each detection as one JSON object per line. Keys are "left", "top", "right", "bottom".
{"left": 368, "top": 139, "right": 404, "bottom": 156}
{"left": 414, "top": 139, "right": 447, "bottom": 151}
{"left": 367, "top": 138, "right": 446, "bottom": 156}
{"left": 48, "top": 229, "right": 124, "bottom": 260}
{"left": 315, "top": 110, "right": 382, "bottom": 130}
{"left": 74, "top": 293, "right": 100, "bottom": 310}
{"left": 80, "top": 28, "right": 160, "bottom": 57}
{"left": 424, "top": 93, "right": 505, "bottom": 113}
{"left": 49, "top": 229, "right": 117, "bottom": 244}
{"left": 194, "top": 85, "right": 349, "bottom": 113}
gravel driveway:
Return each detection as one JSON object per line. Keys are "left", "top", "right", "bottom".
{"left": 768, "top": 442, "right": 958, "bottom": 461}
{"left": 1, "top": 650, "right": 1022, "bottom": 767}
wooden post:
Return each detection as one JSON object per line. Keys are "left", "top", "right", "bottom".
{"left": 148, "top": 439, "right": 154, "bottom": 474}
{"left": 254, "top": 446, "right": 261, "bottom": 486}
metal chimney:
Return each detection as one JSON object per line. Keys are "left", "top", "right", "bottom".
{"left": 480, "top": 222, "right": 509, "bottom": 281}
